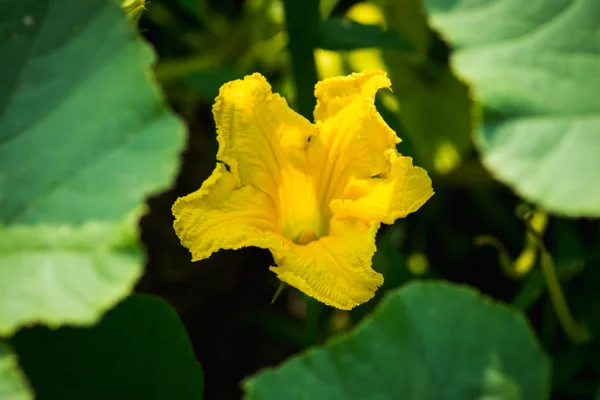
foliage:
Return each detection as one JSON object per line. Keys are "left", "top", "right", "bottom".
{"left": 11, "top": 295, "right": 203, "bottom": 399}
{"left": 1, "top": 0, "right": 599, "bottom": 399}
{"left": 424, "top": 0, "right": 600, "bottom": 216}
{"left": 245, "top": 282, "right": 549, "bottom": 400}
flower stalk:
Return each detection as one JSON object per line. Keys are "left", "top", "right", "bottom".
{"left": 522, "top": 213, "right": 591, "bottom": 344}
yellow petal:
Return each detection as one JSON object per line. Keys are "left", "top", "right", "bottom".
{"left": 172, "top": 163, "right": 282, "bottom": 261}
{"left": 308, "top": 70, "right": 400, "bottom": 222}
{"left": 270, "top": 218, "right": 383, "bottom": 310}
{"left": 330, "top": 153, "right": 434, "bottom": 224}
{"left": 213, "top": 73, "right": 315, "bottom": 196}
{"left": 313, "top": 69, "right": 393, "bottom": 124}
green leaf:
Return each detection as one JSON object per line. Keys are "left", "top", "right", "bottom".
{"left": 244, "top": 282, "right": 550, "bottom": 400}
{"left": 11, "top": 295, "right": 203, "bottom": 400}
{"left": 0, "top": 0, "right": 184, "bottom": 224}
{"left": 317, "top": 18, "right": 415, "bottom": 52}
{"left": 0, "top": 0, "right": 185, "bottom": 331}
{"left": 0, "top": 219, "right": 141, "bottom": 336}
{"left": 422, "top": 0, "right": 600, "bottom": 216}
{"left": 0, "top": 342, "right": 32, "bottom": 400}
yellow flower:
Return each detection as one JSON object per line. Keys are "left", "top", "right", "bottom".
{"left": 172, "top": 70, "right": 433, "bottom": 310}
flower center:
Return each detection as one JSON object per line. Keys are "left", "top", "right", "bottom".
{"left": 296, "top": 229, "right": 317, "bottom": 245}
{"left": 276, "top": 167, "right": 330, "bottom": 245}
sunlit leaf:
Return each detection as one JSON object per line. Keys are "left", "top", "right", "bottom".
{"left": 423, "top": 0, "right": 600, "bottom": 216}
{"left": 0, "top": 342, "right": 31, "bottom": 400}
{"left": 0, "top": 0, "right": 185, "bottom": 332}
{"left": 0, "top": 220, "right": 141, "bottom": 336}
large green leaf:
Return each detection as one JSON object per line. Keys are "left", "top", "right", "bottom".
{"left": 422, "top": 0, "right": 600, "bottom": 216}
{"left": 0, "top": 342, "right": 32, "bottom": 400}
{"left": 0, "top": 0, "right": 184, "bottom": 332}
{"left": 244, "top": 282, "right": 550, "bottom": 400}
{"left": 0, "top": 0, "right": 183, "bottom": 224}
{"left": 11, "top": 295, "right": 203, "bottom": 400}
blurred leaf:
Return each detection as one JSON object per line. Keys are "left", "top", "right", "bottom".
{"left": 155, "top": 56, "right": 218, "bottom": 82}
{"left": 384, "top": 55, "right": 472, "bottom": 176}
{"left": 187, "top": 68, "right": 243, "bottom": 101}
{"left": 244, "top": 282, "right": 550, "bottom": 400}
{"left": 11, "top": 295, "right": 203, "bottom": 400}
{"left": 0, "top": 342, "right": 32, "bottom": 400}
{"left": 375, "top": 0, "right": 429, "bottom": 56}
{"left": 377, "top": 1, "right": 472, "bottom": 175}
{"left": 317, "top": 18, "right": 415, "bottom": 52}
{"left": 176, "top": 0, "right": 200, "bottom": 18}
{"left": 0, "top": 220, "right": 141, "bottom": 336}
{"left": 423, "top": 0, "right": 600, "bottom": 216}
{"left": 0, "top": 0, "right": 185, "bottom": 331}
{"left": 0, "top": 0, "right": 184, "bottom": 225}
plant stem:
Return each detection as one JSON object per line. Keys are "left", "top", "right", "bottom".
{"left": 282, "top": 0, "right": 319, "bottom": 119}
{"left": 538, "top": 250, "right": 591, "bottom": 344}
{"left": 270, "top": 282, "right": 286, "bottom": 304}
{"left": 474, "top": 235, "right": 516, "bottom": 278}
{"left": 524, "top": 221, "right": 592, "bottom": 344}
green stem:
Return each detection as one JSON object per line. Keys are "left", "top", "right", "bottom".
{"left": 282, "top": 0, "right": 319, "bottom": 119}
{"left": 538, "top": 250, "right": 591, "bottom": 344}
{"left": 524, "top": 221, "right": 591, "bottom": 344}
{"left": 474, "top": 235, "right": 517, "bottom": 278}
{"left": 270, "top": 282, "right": 286, "bottom": 304}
